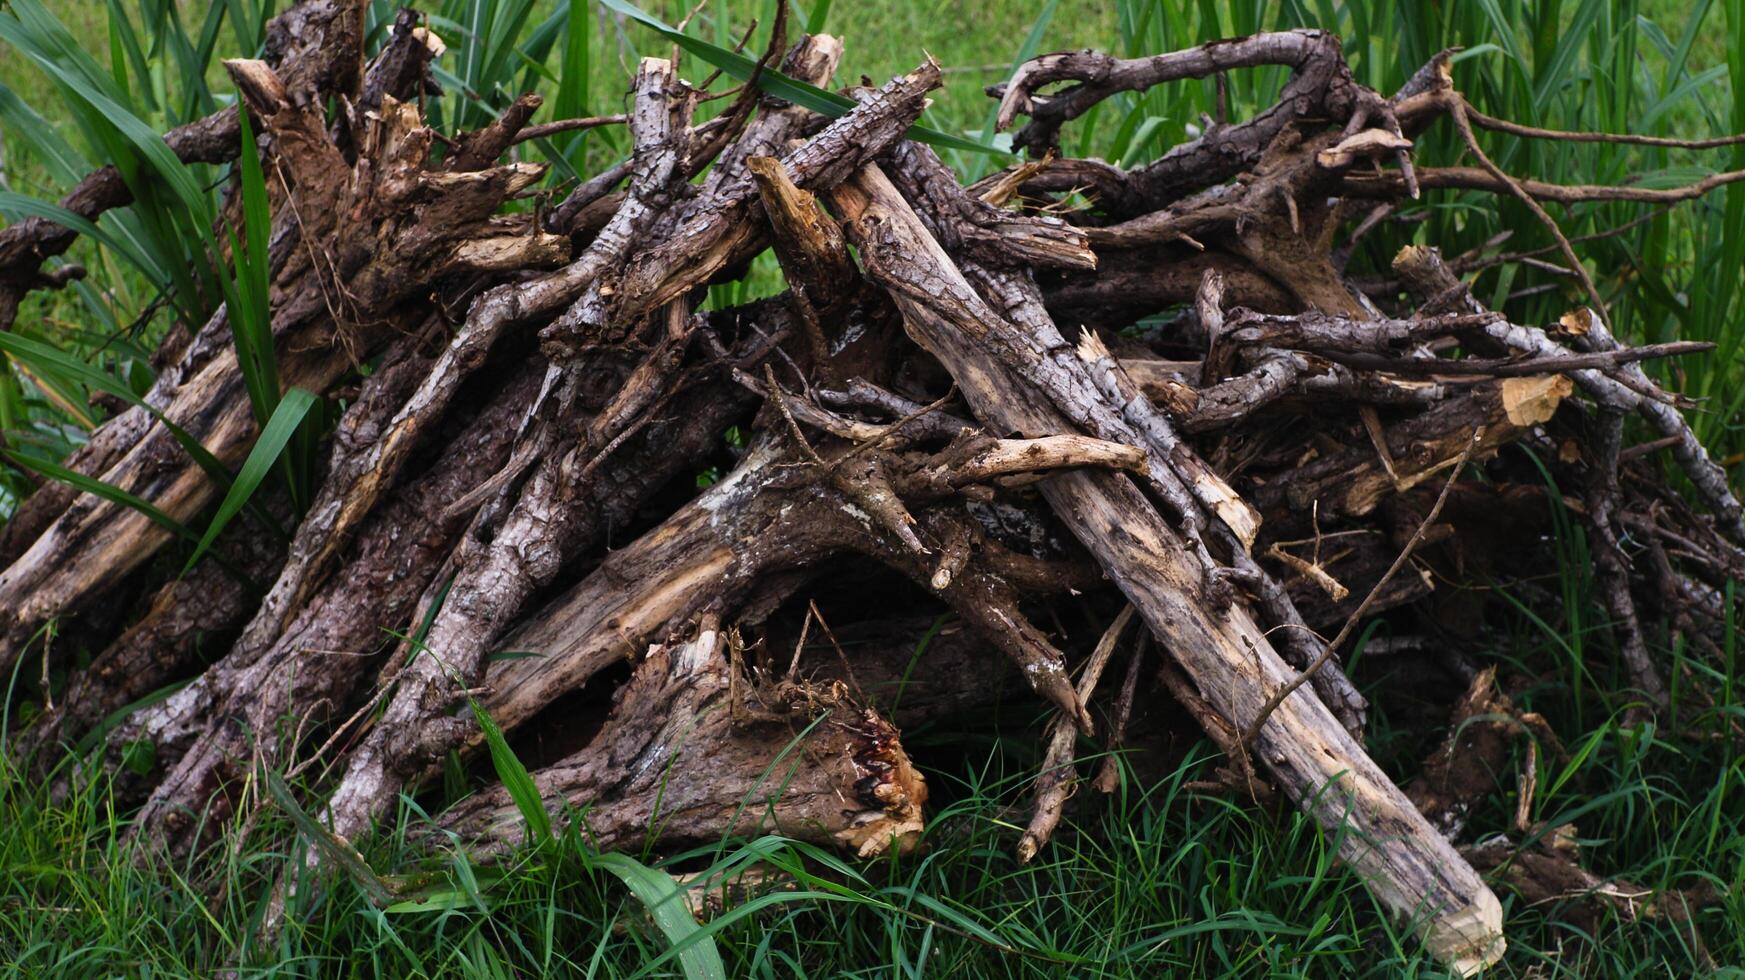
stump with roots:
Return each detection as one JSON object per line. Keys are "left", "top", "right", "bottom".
{"left": 5, "top": 5, "right": 1744, "bottom": 974}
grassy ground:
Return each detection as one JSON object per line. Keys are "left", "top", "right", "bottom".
{"left": 3, "top": 1, "right": 1745, "bottom": 977}
{"left": 3, "top": 579, "right": 1742, "bottom": 977}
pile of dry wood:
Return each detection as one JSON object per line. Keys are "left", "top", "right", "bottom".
{"left": 3, "top": 3, "right": 1742, "bottom": 972}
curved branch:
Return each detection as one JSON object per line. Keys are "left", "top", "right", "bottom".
{"left": 1344, "top": 165, "right": 1745, "bottom": 205}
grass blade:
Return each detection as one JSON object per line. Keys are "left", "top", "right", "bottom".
{"left": 8, "top": 357, "right": 96, "bottom": 429}
{"left": 805, "top": 0, "right": 832, "bottom": 34}
{"left": 464, "top": 696, "right": 553, "bottom": 847}
{"left": 596, "top": 0, "right": 1007, "bottom": 157}
{"left": 0, "top": 329, "right": 237, "bottom": 495}
{"left": 0, "top": 0, "right": 225, "bottom": 324}
{"left": 220, "top": 108, "right": 279, "bottom": 428}
{"left": 103, "top": 0, "right": 156, "bottom": 115}
{"left": 0, "top": 6, "right": 211, "bottom": 221}
{"left": 180, "top": 387, "right": 316, "bottom": 576}
{"left": 5, "top": 450, "right": 197, "bottom": 545}
{"left": 0, "top": 79, "right": 87, "bottom": 185}
{"left": 262, "top": 766, "right": 398, "bottom": 908}
{"left": 550, "top": 0, "right": 592, "bottom": 171}
{"left": 0, "top": 191, "right": 164, "bottom": 280}
{"left": 594, "top": 852, "right": 727, "bottom": 980}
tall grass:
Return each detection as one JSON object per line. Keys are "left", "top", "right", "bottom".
{"left": 0, "top": 0, "right": 325, "bottom": 563}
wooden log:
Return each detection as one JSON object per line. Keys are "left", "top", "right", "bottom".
{"left": 476, "top": 439, "right": 837, "bottom": 735}
{"left": 122, "top": 362, "right": 544, "bottom": 842}
{"left": 1249, "top": 376, "right": 1573, "bottom": 519}
{"left": 827, "top": 163, "right": 1505, "bottom": 975}
{"left": 440, "top": 622, "right": 927, "bottom": 859}
{"left": 13, "top": 489, "right": 291, "bottom": 764}
{"left": 0, "top": 63, "right": 563, "bottom": 680}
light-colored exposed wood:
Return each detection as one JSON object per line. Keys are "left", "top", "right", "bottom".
{"left": 828, "top": 163, "right": 1504, "bottom": 975}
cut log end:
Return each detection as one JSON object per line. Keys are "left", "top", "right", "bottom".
{"left": 1425, "top": 891, "right": 1507, "bottom": 977}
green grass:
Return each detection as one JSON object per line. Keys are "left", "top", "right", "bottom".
{"left": 1, "top": 511, "right": 1741, "bottom": 976}
{"left": 2, "top": 589, "right": 1741, "bottom": 978}
{"left": 3, "top": 0, "right": 1745, "bottom": 976}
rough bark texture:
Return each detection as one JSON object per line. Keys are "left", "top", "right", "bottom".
{"left": 828, "top": 163, "right": 1500, "bottom": 972}
{"left": 3, "top": 12, "right": 1741, "bottom": 975}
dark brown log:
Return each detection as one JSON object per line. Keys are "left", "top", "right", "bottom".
{"left": 125, "top": 360, "right": 544, "bottom": 842}
{"left": 1041, "top": 243, "right": 1295, "bottom": 334}
{"left": 439, "top": 623, "right": 927, "bottom": 858}
{"left": 14, "top": 492, "right": 291, "bottom": 764}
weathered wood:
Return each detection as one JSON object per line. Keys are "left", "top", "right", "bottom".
{"left": 14, "top": 490, "right": 291, "bottom": 764}
{"left": 1249, "top": 376, "right": 1572, "bottom": 519}
{"left": 124, "top": 361, "right": 543, "bottom": 842}
{"left": 476, "top": 425, "right": 1141, "bottom": 746}
{"left": 990, "top": 30, "right": 1364, "bottom": 211}
{"left": 1393, "top": 244, "right": 1745, "bottom": 544}
{"left": 0, "top": 333, "right": 356, "bottom": 675}
{"left": 441, "top": 622, "right": 927, "bottom": 858}
{"left": 828, "top": 163, "right": 1505, "bottom": 974}
{"left": 309, "top": 56, "right": 703, "bottom": 853}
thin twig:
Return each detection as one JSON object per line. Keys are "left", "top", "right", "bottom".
{"left": 1346, "top": 164, "right": 1745, "bottom": 206}
{"left": 512, "top": 114, "right": 627, "bottom": 144}
{"left": 1446, "top": 95, "right": 1613, "bottom": 329}
{"left": 1240, "top": 427, "right": 1483, "bottom": 748}
{"left": 1017, "top": 605, "right": 1135, "bottom": 861}
{"left": 831, "top": 385, "right": 959, "bottom": 469}
{"left": 764, "top": 364, "right": 824, "bottom": 465}
{"left": 807, "top": 600, "right": 860, "bottom": 696}
{"left": 1321, "top": 339, "right": 1712, "bottom": 378}
{"left": 1463, "top": 99, "right": 1745, "bottom": 150}
{"left": 1092, "top": 632, "right": 1146, "bottom": 793}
